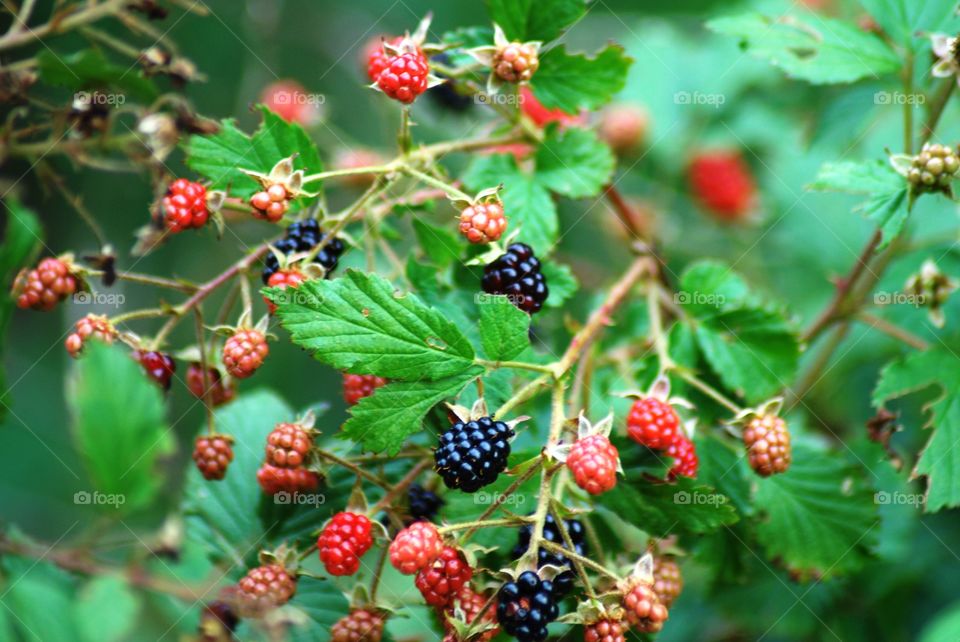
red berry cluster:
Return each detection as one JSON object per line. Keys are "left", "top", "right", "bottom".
{"left": 622, "top": 580, "right": 669, "bottom": 633}
{"left": 256, "top": 422, "right": 319, "bottom": 495}
{"left": 459, "top": 200, "right": 508, "bottom": 244}
{"left": 192, "top": 434, "right": 234, "bottom": 481}
{"left": 414, "top": 545, "right": 473, "bottom": 607}
{"left": 365, "top": 36, "right": 404, "bottom": 82}
{"left": 135, "top": 350, "right": 176, "bottom": 390}
{"left": 14, "top": 257, "right": 77, "bottom": 311}
{"left": 743, "top": 414, "right": 792, "bottom": 476}
{"left": 186, "top": 363, "right": 235, "bottom": 407}
{"left": 222, "top": 329, "right": 268, "bottom": 379}
{"left": 265, "top": 268, "right": 307, "bottom": 314}
{"left": 585, "top": 618, "right": 627, "bottom": 642}
{"left": 566, "top": 434, "right": 619, "bottom": 495}
{"left": 343, "top": 373, "right": 387, "bottom": 405}
{"left": 65, "top": 314, "right": 116, "bottom": 357}
{"left": 250, "top": 184, "right": 290, "bottom": 222}
{"left": 331, "top": 608, "right": 384, "bottom": 642}
{"left": 235, "top": 564, "right": 297, "bottom": 615}
{"left": 376, "top": 52, "right": 430, "bottom": 104}
{"left": 627, "top": 394, "right": 698, "bottom": 479}
{"left": 318, "top": 511, "right": 374, "bottom": 576}
{"left": 688, "top": 150, "right": 756, "bottom": 221}
{"left": 493, "top": 41, "right": 539, "bottom": 83}
{"left": 440, "top": 585, "right": 498, "bottom": 642}
{"left": 162, "top": 178, "right": 208, "bottom": 232}
{"left": 389, "top": 521, "right": 443, "bottom": 575}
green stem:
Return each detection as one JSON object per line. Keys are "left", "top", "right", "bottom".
{"left": 475, "top": 359, "right": 554, "bottom": 374}
{"left": 402, "top": 167, "right": 472, "bottom": 202}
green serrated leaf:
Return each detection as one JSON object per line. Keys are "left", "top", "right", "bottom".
{"left": 535, "top": 125, "right": 615, "bottom": 199}
{"left": 273, "top": 270, "right": 477, "bottom": 381}
{"left": 185, "top": 107, "right": 322, "bottom": 198}
{"left": 36, "top": 49, "right": 158, "bottom": 101}
{"left": 809, "top": 160, "right": 908, "bottom": 249}
{"left": 413, "top": 218, "right": 463, "bottom": 268}
{"left": 539, "top": 261, "right": 578, "bottom": 308}
{"left": 1, "top": 556, "right": 77, "bottom": 642}
{"left": 462, "top": 154, "right": 557, "bottom": 254}
{"left": 601, "top": 477, "right": 739, "bottom": 537}
{"left": 441, "top": 26, "right": 496, "bottom": 68}
{"left": 342, "top": 368, "right": 482, "bottom": 453}
{"left": 860, "top": 0, "right": 960, "bottom": 51}
{"left": 68, "top": 344, "right": 171, "bottom": 512}
{"left": 486, "top": 0, "right": 585, "bottom": 42}
{"left": 874, "top": 349, "right": 960, "bottom": 511}
{"left": 707, "top": 13, "right": 901, "bottom": 84}
{"left": 532, "top": 44, "right": 631, "bottom": 112}
{"left": 478, "top": 296, "right": 531, "bottom": 361}
{"left": 754, "top": 441, "right": 879, "bottom": 576}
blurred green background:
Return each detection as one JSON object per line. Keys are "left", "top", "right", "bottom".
{"left": 3, "top": 0, "right": 960, "bottom": 640}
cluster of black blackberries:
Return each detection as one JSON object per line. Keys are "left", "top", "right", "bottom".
{"left": 497, "top": 570, "right": 562, "bottom": 642}
{"left": 482, "top": 243, "right": 549, "bottom": 314}
{"left": 261, "top": 218, "right": 344, "bottom": 284}
{"left": 513, "top": 515, "right": 587, "bottom": 596}
{"left": 406, "top": 484, "right": 444, "bottom": 523}
{"left": 434, "top": 416, "right": 514, "bottom": 493}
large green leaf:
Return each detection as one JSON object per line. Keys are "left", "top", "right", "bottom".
{"left": 186, "top": 106, "right": 322, "bottom": 198}
{"left": 873, "top": 349, "right": 960, "bottom": 512}
{"left": 678, "top": 262, "right": 800, "bottom": 403}
{"left": 73, "top": 576, "right": 140, "bottom": 642}
{"left": 539, "top": 261, "right": 578, "bottom": 308}
{"left": 412, "top": 218, "right": 464, "bottom": 268}
{"left": 809, "top": 160, "right": 908, "bottom": 249}
{"left": 753, "top": 442, "right": 879, "bottom": 577}
{"left": 860, "top": 0, "right": 960, "bottom": 50}
{"left": 707, "top": 13, "right": 901, "bottom": 84}
{"left": 535, "top": 125, "right": 616, "bottom": 199}
{"left": 601, "top": 476, "right": 739, "bottom": 537}
{"left": 182, "top": 389, "right": 332, "bottom": 562}
{"left": 0, "top": 198, "right": 42, "bottom": 417}
{"left": 532, "top": 44, "right": 631, "bottom": 113}
{"left": 1, "top": 556, "right": 78, "bottom": 642}
{"left": 478, "top": 295, "right": 531, "bottom": 361}
{"left": 272, "top": 271, "right": 477, "bottom": 381}
{"left": 486, "top": 0, "right": 585, "bottom": 42}
{"left": 67, "top": 343, "right": 171, "bottom": 512}
{"left": 36, "top": 49, "right": 158, "bottom": 100}
{"left": 342, "top": 368, "right": 482, "bottom": 454}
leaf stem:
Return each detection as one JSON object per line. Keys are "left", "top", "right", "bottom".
{"left": 402, "top": 167, "right": 472, "bottom": 202}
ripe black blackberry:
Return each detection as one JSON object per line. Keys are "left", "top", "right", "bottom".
{"left": 497, "top": 570, "right": 560, "bottom": 642}
{"left": 261, "top": 218, "right": 344, "bottom": 284}
{"left": 407, "top": 483, "right": 444, "bottom": 523}
{"left": 481, "top": 243, "right": 549, "bottom": 314}
{"left": 513, "top": 515, "right": 587, "bottom": 597}
{"left": 434, "top": 416, "right": 515, "bottom": 493}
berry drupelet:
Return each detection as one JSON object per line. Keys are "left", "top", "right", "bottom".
{"left": 192, "top": 434, "right": 234, "bottom": 481}
{"left": 136, "top": 350, "right": 176, "bottom": 390}
{"left": 496, "top": 570, "right": 560, "bottom": 642}
{"left": 481, "top": 243, "right": 549, "bottom": 314}
{"left": 376, "top": 51, "right": 430, "bottom": 104}
{"left": 162, "top": 178, "right": 208, "bottom": 232}
{"left": 434, "top": 416, "right": 515, "bottom": 493}
{"left": 261, "top": 218, "right": 344, "bottom": 284}
{"left": 318, "top": 511, "right": 374, "bottom": 576}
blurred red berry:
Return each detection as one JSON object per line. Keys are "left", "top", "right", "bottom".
{"left": 688, "top": 150, "right": 757, "bottom": 221}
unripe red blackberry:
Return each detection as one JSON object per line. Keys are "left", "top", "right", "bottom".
{"left": 265, "top": 422, "right": 314, "bottom": 469}
{"left": 622, "top": 580, "right": 668, "bottom": 633}
{"left": 13, "top": 257, "right": 78, "bottom": 311}
{"left": 688, "top": 150, "right": 756, "bottom": 221}
{"left": 135, "top": 350, "right": 176, "bottom": 390}
{"left": 318, "top": 511, "right": 374, "bottom": 576}
{"left": 389, "top": 521, "right": 443, "bottom": 574}
{"left": 666, "top": 435, "right": 698, "bottom": 480}
{"left": 907, "top": 142, "right": 960, "bottom": 194}
{"left": 743, "top": 414, "right": 791, "bottom": 477}
{"left": 236, "top": 564, "right": 296, "bottom": 614}
{"left": 65, "top": 314, "right": 116, "bottom": 357}
{"left": 459, "top": 200, "right": 508, "bottom": 244}
{"left": 186, "top": 363, "right": 235, "bottom": 407}
{"left": 441, "top": 585, "right": 498, "bottom": 642}
{"left": 331, "top": 609, "right": 384, "bottom": 642}
{"left": 520, "top": 86, "right": 585, "bottom": 129}
{"left": 493, "top": 42, "right": 539, "bottom": 83}
{"left": 162, "top": 178, "right": 208, "bottom": 232}
{"left": 567, "top": 434, "right": 620, "bottom": 495}
{"left": 376, "top": 51, "right": 430, "bottom": 104}
{"left": 652, "top": 556, "right": 683, "bottom": 607}
{"left": 584, "top": 618, "right": 627, "bottom": 642}
{"left": 415, "top": 545, "right": 473, "bottom": 607}
{"left": 343, "top": 373, "right": 387, "bottom": 405}
{"left": 260, "top": 79, "right": 320, "bottom": 125}
{"left": 250, "top": 183, "right": 289, "bottom": 222}
{"left": 364, "top": 36, "right": 404, "bottom": 82}
{"left": 222, "top": 329, "right": 268, "bottom": 379}
{"left": 264, "top": 268, "right": 307, "bottom": 313}
{"left": 599, "top": 104, "right": 649, "bottom": 155}
{"left": 626, "top": 396, "right": 681, "bottom": 449}
{"left": 193, "top": 434, "right": 234, "bottom": 481}
{"left": 256, "top": 462, "right": 320, "bottom": 495}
